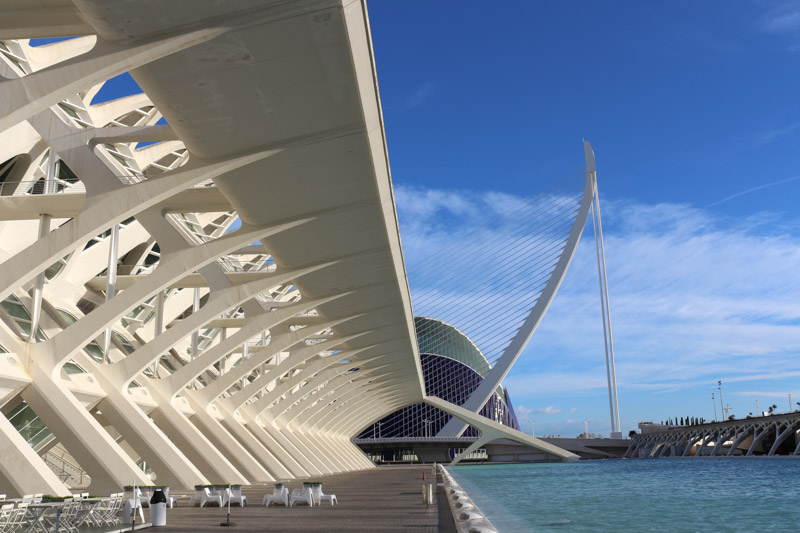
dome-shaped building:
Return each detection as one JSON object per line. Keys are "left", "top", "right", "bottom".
{"left": 357, "top": 316, "right": 519, "bottom": 440}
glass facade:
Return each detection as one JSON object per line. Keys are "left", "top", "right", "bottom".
{"left": 357, "top": 317, "right": 520, "bottom": 439}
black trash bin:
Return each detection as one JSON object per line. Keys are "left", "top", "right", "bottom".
{"left": 150, "top": 489, "right": 167, "bottom": 527}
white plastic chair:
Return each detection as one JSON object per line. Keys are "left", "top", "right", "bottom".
{"left": 56, "top": 497, "right": 82, "bottom": 532}
{"left": 161, "top": 487, "right": 176, "bottom": 508}
{"left": 33, "top": 493, "right": 43, "bottom": 504}
{"left": 8, "top": 502, "right": 30, "bottom": 531}
{"left": 289, "top": 488, "right": 313, "bottom": 507}
{"left": 21, "top": 494, "right": 33, "bottom": 504}
{"left": 226, "top": 487, "right": 247, "bottom": 507}
{"left": 200, "top": 488, "right": 222, "bottom": 508}
{"left": 311, "top": 485, "right": 337, "bottom": 506}
{"left": 106, "top": 493, "right": 124, "bottom": 525}
{"left": 123, "top": 496, "right": 145, "bottom": 523}
{"left": 95, "top": 493, "right": 123, "bottom": 526}
{"left": 263, "top": 486, "right": 288, "bottom": 507}
{"left": 0, "top": 504, "right": 14, "bottom": 532}
{"left": 137, "top": 487, "right": 151, "bottom": 508}
{"left": 188, "top": 488, "right": 202, "bottom": 507}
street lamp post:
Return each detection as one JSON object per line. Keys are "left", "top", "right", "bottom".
{"left": 422, "top": 419, "right": 431, "bottom": 438}
{"left": 712, "top": 392, "right": 717, "bottom": 422}
{"left": 717, "top": 381, "right": 725, "bottom": 422}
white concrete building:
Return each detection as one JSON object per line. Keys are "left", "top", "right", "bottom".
{"left": 0, "top": 0, "right": 578, "bottom": 497}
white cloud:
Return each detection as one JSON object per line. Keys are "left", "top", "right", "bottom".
{"left": 397, "top": 185, "right": 800, "bottom": 410}
{"left": 535, "top": 405, "right": 563, "bottom": 415}
{"left": 763, "top": 2, "right": 800, "bottom": 33}
{"left": 513, "top": 199, "right": 800, "bottom": 396}
{"left": 752, "top": 121, "right": 800, "bottom": 146}
{"left": 514, "top": 405, "right": 533, "bottom": 417}
{"left": 404, "top": 81, "right": 437, "bottom": 109}
{"left": 761, "top": 2, "right": 800, "bottom": 52}
{"left": 733, "top": 390, "right": 800, "bottom": 399}
{"left": 707, "top": 174, "right": 800, "bottom": 207}
{"left": 396, "top": 184, "right": 519, "bottom": 266}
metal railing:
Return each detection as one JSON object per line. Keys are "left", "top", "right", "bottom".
{"left": 97, "top": 258, "right": 276, "bottom": 277}
{"left": 353, "top": 436, "right": 477, "bottom": 444}
{"left": 0, "top": 179, "right": 85, "bottom": 196}
{"left": 43, "top": 449, "right": 89, "bottom": 488}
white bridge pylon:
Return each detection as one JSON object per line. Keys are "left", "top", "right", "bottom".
{"left": 418, "top": 141, "right": 621, "bottom": 441}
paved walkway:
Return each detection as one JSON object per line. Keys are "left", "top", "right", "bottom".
{"left": 153, "top": 465, "right": 441, "bottom": 532}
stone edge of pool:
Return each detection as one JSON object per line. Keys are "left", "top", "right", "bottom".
{"left": 439, "top": 465, "right": 498, "bottom": 533}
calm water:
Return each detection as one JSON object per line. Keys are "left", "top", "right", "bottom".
{"left": 448, "top": 458, "right": 800, "bottom": 532}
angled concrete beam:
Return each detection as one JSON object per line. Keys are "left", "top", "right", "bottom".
{"left": 425, "top": 395, "right": 578, "bottom": 464}
{"left": 0, "top": 147, "right": 289, "bottom": 305}
{"left": 0, "top": 411, "right": 70, "bottom": 497}
{"left": 0, "top": 29, "right": 230, "bottom": 132}
{"left": 165, "top": 293, "right": 347, "bottom": 396}
{"left": 43, "top": 217, "right": 311, "bottom": 371}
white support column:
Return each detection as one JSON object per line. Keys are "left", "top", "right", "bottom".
{"left": 146, "top": 403, "right": 249, "bottom": 485}
{"left": 219, "top": 326, "right": 227, "bottom": 375}
{"left": 28, "top": 152, "right": 57, "bottom": 342}
{"left": 181, "top": 396, "right": 277, "bottom": 482}
{"left": 21, "top": 369, "right": 150, "bottom": 495}
{"left": 153, "top": 290, "right": 164, "bottom": 376}
{"left": 205, "top": 413, "right": 293, "bottom": 480}
{"left": 591, "top": 172, "right": 621, "bottom": 436}
{"left": 102, "top": 223, "right": 120, "bottom": 363}
{"left": 0, "top": 410, "right": 69, "bottom": 497}
{"left": 768, "top": 421, "right": 800, "bottom": 456}
{"left": 191, "top": 287, "right": 200, "bottom": 389}
{"left": 93, "top": 392, "right": 209, "bottom": 488}
{"left": 155, "top": 290, "right": 165, "bottom": 336}
{"left": 253, "top": 420, "right": 327, "bottom": 476}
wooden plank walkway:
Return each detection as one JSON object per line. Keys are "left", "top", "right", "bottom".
{"left": 153, "top": 465, "right": 442, "bottom": 533}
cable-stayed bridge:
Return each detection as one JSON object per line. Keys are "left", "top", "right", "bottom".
{"left": 358, "top": 142, "right": 624, "bottom": 463}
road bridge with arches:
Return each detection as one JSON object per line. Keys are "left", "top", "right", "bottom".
{"left": 626, "top": 413, "right": 800, "bottom": 458}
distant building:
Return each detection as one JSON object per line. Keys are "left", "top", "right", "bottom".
{"left": 357, "top": 317, "right": 519, "bottom": 441}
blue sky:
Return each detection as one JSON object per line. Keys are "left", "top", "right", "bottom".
{"left": 367, "top": 2, "right": 800, "bottom": 437}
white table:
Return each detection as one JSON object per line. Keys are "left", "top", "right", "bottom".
{"left": 24, "top": 502, "right": 63, "bottom": 533}
{"left": 75, "top": 497, "right": 105, "bottom": 527}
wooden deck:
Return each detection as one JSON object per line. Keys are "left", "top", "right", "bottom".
{"left": 152, "top": 465, "right": 445, "bottom": 532}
